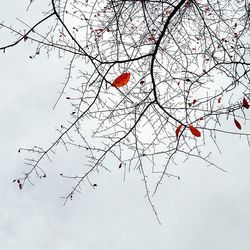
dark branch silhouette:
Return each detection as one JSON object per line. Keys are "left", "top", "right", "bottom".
{"left": 2, "top": 0, "right": 249, "bottom": 223}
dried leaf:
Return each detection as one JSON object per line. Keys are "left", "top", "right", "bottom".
{"left": 148, "top": 35, "right": 156, "bottom": 41}
{"left": 119, "top": 163, "right": 122, "bottom": 168}
{"left": 218, "top": 97, "right": 222, "bottom": 103}
{"left": 112, "top": 72, "right": 130, "bottom": 88}
{"left": 189, "top": 125, "right": 201, "bottom": 137}
{"left": 234, "top": 118, "right": 241, "bottom": 130}
{"left": 175, "top": 125, "right": 182, "bottom": 139}
{"left": 192, "top": 99, "right": 197, "bottom": 105}
{"left": 243, "top": 97, "right": 249, "bottom": 109}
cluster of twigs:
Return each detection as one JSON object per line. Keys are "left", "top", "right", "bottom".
{"left": 1, "top": 0, "right": 250, "bottom": 223}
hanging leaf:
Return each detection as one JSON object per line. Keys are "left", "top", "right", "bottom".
{"left": 234, "top": 118, "right": 241, "bottom": 130}
{"left": 148, "top": 35, "right": 156, "bottom": 41}
{"left": 189, "top": 125, "right": 201, "bottom": 137}
{"left": 112, "top": 72, "right": 130, "bottom": 88}
{"left": 192, "top": 99, "right": 197, "bottom": 105}
{"left": 218, "top": 97, "right": 222, "bottom": 103}
{"left": 119, "top": 163, "right": 122, "bottom": 168}
{"left": 243, "top": 97, "right": 249, "bottom": 109}
{"left": 175, "top": 125, "right": 182, "bottom": 139}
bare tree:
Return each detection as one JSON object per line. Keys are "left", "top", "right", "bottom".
{"left": 1, "top": 0, "right": 249, "bottom": 223}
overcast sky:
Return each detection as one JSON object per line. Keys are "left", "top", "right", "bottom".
{"left": 1, "top": 1, "right": 250, "bottom": 250}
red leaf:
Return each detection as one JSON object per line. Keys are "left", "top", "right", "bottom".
{"left": 112, "top": 72, "right": 130, "bottom": 88}
{"left": 243, "top": 97, "right": 249, "bottom": 109}
{"left": 189, "top": 125, "right": 201, "bottom": 137}
{"left": 218, "top": 97, "right": 222, "bottom": 103}
{"left": 234, "top": 118, "right": 241, "bottom": 130}
{"left": 175, "top": 125, "right": 182, "bottom": 139}
{"left": 148, "top": 35, "right": 156, "bottom": 41}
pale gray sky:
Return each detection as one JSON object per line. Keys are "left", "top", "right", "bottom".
{"left": 1, "top": 1, "right": 250, "bottom": 250}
